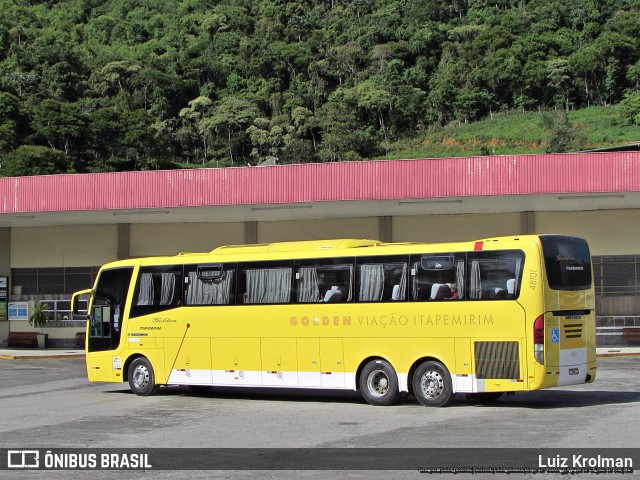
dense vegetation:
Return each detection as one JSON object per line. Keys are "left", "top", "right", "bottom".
{"left": 0, "top": 0, "right": 639, "bottom": 176}
{"left": 383, "top": 106, "right": 640, "bottom": 158}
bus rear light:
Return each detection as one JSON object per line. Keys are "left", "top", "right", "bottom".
{"left": 534, "top": 314, "right": 544, "bottom": 365}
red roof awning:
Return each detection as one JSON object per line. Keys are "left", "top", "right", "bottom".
{"left": 1, "top": 152, "right": 639, "bottom": 214}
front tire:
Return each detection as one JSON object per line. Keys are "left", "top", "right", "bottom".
{"left": 128, "top": 357, "right": 160, "bottom": 396}
{"left": 359, "top": 359, "right": 401, "bottom": 406}
{"left": 412, "top": 361, "right": 454, "bottom": 407}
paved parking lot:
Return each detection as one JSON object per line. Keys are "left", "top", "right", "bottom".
{"left": 0, "top": 356, "right": 639, "bottom": 478}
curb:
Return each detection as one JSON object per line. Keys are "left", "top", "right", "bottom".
{"left": 0, "top": 353, "right": 85, "bottom": 360}
{"left": 596, "top": 351, "right": 640, "bottom": 358}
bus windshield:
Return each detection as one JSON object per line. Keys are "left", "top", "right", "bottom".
{"left": 540, "top": 235, "right": 592, "bottom": 291}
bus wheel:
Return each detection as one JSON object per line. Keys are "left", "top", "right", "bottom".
{"left": 412, "top": 361, "right": 454, "bottom": 407}
{"left": 128, "top": 357, "right": 160, "bottom": 396}
{"left": 360, "top": 359, "right": 401, "bottom": 406}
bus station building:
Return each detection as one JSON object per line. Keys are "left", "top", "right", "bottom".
{"left": 0, "top": 152, "right": 639, "bottom": 347}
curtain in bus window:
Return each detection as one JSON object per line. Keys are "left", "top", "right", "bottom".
{"left": 456, "top": 260, "right": 465, "bottom": 299}
{"left": 137, "top": 273, "right": 154, "bottom": 305}
{"left": 511, "top": 258, "right": 521, "bottom": 296}
{"left": 470, "top": 260, "right": 482, "bottom": 299}
{"left": 396, "top": 264, "right": 407, "bottom": 301}
{"left": 159, "top": 273, "right": 175, "bottom": 305}
{"left": 186, "top": 271, "right": 234, "bottom": 305}
{"left": 346, "top": 265, "right": 354, "bottom": 301}
{"left": 246, "top": 268, "right": 291, "bottom": 304}
{"left": 297, "top": 267, "right": 320, "bottom": 303}
{"left": 359, "top": 264, "right": 385, "bottom": 301}
{"left": 411, "top": 261, "right": 420, "bottom": 300}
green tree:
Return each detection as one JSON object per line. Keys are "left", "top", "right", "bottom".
{"left": 618, "top": 93, "right": 640, "bottom": 126}
{"left": 178, "top": 96, "right": 213, "bottom": 163}
{"left": 354, "top": 78, "right": 393, "bottom": 140}
{"left": 0, "top": 91, "right": 22, "bottom": 154}
{"left": 0, "top": 145, "right": 69, "bottom": 176}
{"left": 454, "top": 87, "right": 493, "bottom": 124}
{"left": 30, "top": 99, "right": 84, "bottom": 154}
{"left": 314, "top": 101, "right": 360, "bottom": 162}
{"left": 291, "top": 106, "right": 318, "bottom": 150}
{"left": 546, "top": 58, "right": 572, "bottom": 110}
{"left": 85, "top": 106, "right": 126, "bottom": 171}
{"left": 427, "top": 57, "right": 464, "bottom": 124}
{"left": 542, "top": 110, "right": 586, "bottom": 153}
{"left": 199, "top": 95, "right": 260, "bottom": 165}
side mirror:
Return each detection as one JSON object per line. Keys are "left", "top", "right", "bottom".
{"left": 72, "top": 289, "right": 92, "bottom": 315}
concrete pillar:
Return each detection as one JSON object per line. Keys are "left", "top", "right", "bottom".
{"left": 520, "top": 211, "right": 535, "bottom": 235}
{"left": 378, "top": 216, "right": 393, "bottom": 243}
{"left": 117, "top": 224, "right": 130, "bottom": 260}
{"left": 245, "top": 221, "right": 258, "bottom": 244}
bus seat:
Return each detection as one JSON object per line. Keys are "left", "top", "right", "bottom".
{"left": 415, "top": 284, "right": 431, "bottom": 300}
{"left": 430, "top": 283, "right": 451, "bottom": 300}
{"left": 391, "top": 284, "right": 401, "bottom": 301}
{"left": 494, "top": 288, "right": 507, "bottom": 299}
{"left": 506, "top": 279, "right": 515, "bottom": 295}
{"left": 324, "top": 287, "right": 343, "bottom": 303}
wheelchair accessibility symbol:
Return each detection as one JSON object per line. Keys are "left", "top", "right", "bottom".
{"left": 551, "top": 328, "right": 560, "bottom": 344}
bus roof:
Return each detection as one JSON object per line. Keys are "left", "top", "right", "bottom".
{"left": 102, "top": 235, "right": 569, "bottom": 270}
{"left": 210, "top": 239, "right": 380, "bottom": 255}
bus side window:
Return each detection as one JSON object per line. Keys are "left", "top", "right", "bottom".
{"left": 184, "top": 264, "right": 235, "bottom": 306}
{"left": 466, "top": 250, "right": 523, "bottom": 300}
{"left": 130, "top": 265, "right": 183, "bottom": 317}
{"left": 356, "top": 256, "right": 408, "bottom": 302}
{"left": 410, "top": 253, "right": 465, "bottom": 301}
{"left": 294, "top": 258, "right": 355, "bottom": 303}
{"left": 238, "top": 261, "right": 293, "bottom": 304}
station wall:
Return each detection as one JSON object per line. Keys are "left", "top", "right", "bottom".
{"left": 130, "top": 222, "right": 245, "bottom": 257}
{"left": 7, "top": 210, "right": 637, "bottom": 267}
{"left": 11, "top": 225, "right": 117, "bottom": 267}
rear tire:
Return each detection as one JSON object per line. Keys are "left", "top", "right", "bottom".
{"left": 412, "top": 361, "right": 454, "bottom": 407}
{"left": 128, "top": 357, "right": 160, "bottom": 396}
{"left": 359, "top": 359, "right": 401, "bottom": 406}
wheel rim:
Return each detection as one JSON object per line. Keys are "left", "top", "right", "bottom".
{"left": 132, "top": 364, "right": 150, "bottom": 390}
{"left": 366, "top": 369, "right": 390, "bottom": 397}
{"left": 419, "top": 369, "right": 444, "bottom": 399}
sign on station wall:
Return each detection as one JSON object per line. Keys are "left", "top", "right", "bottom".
{"left": 0, "top": 277, "right": 7, "bottom": 321}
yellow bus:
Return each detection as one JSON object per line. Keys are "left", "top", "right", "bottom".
{"left": 73, "top": 234, "right": 596, "bottom": 407}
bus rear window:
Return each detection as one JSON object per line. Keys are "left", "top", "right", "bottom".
{"left": 540, "top": 235, "right": 592, "bottom": 290}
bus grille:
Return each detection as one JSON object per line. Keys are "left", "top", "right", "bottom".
{"left": 475, "top": 341, "right": 519, "bottom": 379}
{"left": 563, "top": 323, "right": 582, "bottom": 339}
